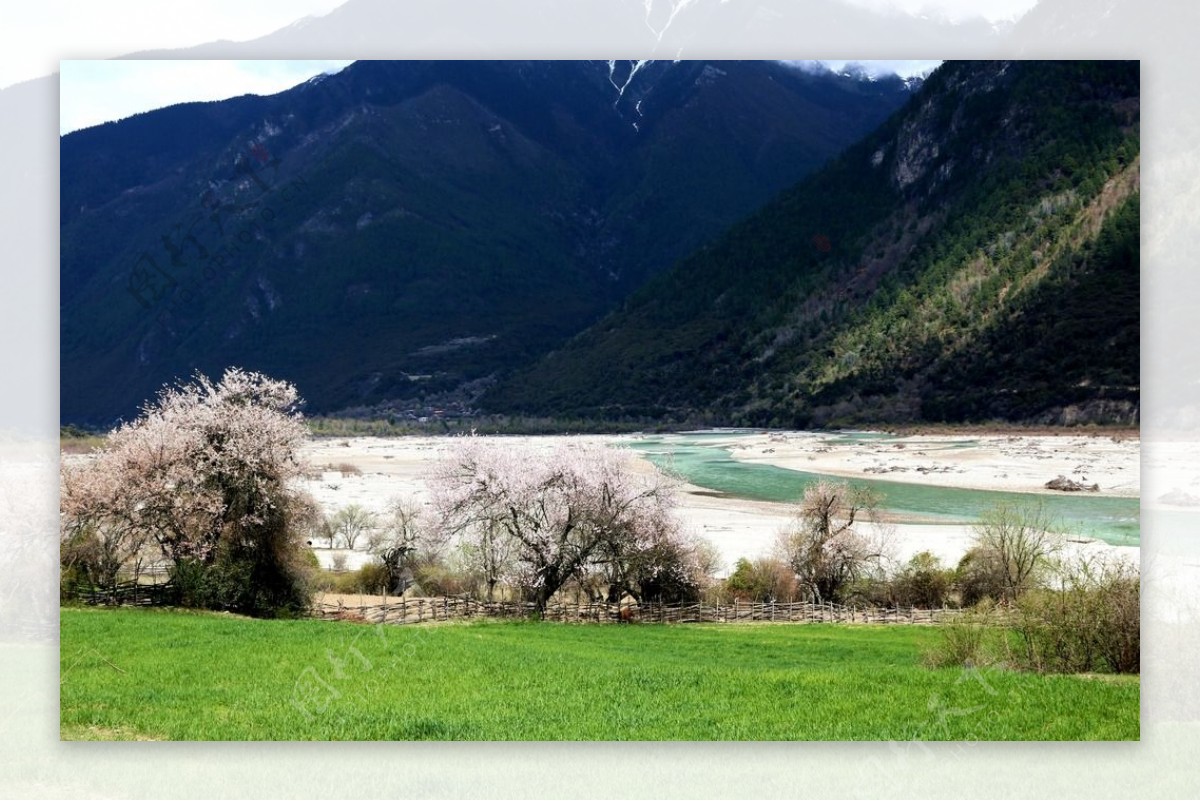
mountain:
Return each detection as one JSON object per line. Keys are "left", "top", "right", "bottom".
{"left": 484, "top": 60, "right": 1140, "bottom": 427}
{"left": 60, "top": 59, "right": 918, "bottom": 426}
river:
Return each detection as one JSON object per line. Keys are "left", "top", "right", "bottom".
{"left": 627, "top": 431, "right": 1140, "bottom": 547}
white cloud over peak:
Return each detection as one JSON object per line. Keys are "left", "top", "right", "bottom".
{"left": 783, "top": 60, "right": 943, "bottom": 79}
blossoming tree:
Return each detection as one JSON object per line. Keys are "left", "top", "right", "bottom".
{"left": 60, "top": 368, "right": 316, "bottom": 616}
{"left": 431, "top": 437, "right": 700, "bottom": 612}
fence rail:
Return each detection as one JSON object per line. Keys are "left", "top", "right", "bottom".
{"left": 312, "top": 597, "right": 966, "bottom": 626}
{"left": 64, "top": 579, "right": 175, "bottom": 607}
{"left": 67, "top": 585, "right": 968, "bottom": 626}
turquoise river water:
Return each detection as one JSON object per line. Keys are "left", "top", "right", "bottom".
{"left": 627, "top": 431, "right": 1140, "bottom": 547}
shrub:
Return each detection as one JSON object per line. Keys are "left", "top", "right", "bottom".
{"left": 840, "top": 575, "right": 895, "bottom": 608}
{"left": 955, "top": 546, "right": 1009, "bottom": 606}
{"left": 302, "top": 549, "right": 321, "bottom": 571}
{"left": 330, "top": 571, "right": 363, "bottom": 594}
{"left": 166, "top": 507, "right": 317, "bottom": 619}
{"left": 1091, "top": 565, "right": 1140, "bottom": 674}
{"left": 413, "top": 560, "right": 471, "bottom": 597}
{"left": 892, "top": 551, "right": 954, "bottom": 608}
{"left": 923, "top": 599, "right": 1002, "bottom": 668}
{"left": 1006, "top": 558, "right": 1139, "bottom": 674}
{"left": 311, "top": 569, "right": 338, "bottom": 592}
{"left": 929, "top": 559, "right": 1140, "bottom": 675}
{"left": 723, "top": 557, "right": 798, "bottom": 602}
{"left": 355, "top": 562, "right": 391, "bottom": 595}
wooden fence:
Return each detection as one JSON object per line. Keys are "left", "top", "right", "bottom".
{"left": 312, "top": 597, "right": 965, "bottom": 626}
{"left": 69, "top": 585, "right": 967, "bottom": 627}
{"left": 64, "top": 579, "right": 175, "bottom": 607}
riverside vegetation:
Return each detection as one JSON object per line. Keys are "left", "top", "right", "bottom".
{"left": 60, "top": 370, "right": 1139, "bottom": 740}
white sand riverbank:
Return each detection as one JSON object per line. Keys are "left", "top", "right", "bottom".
{"left": 296, "top": 433, "right": 1139, "bottom": 574}
{"left": 725, "top": 431, "right": 1139, "bottom": 497}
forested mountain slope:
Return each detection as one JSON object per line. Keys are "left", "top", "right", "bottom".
{"left": 60, "top": 60, "right": 915, "bottom": 425}
{"left": 485, "top": 61, "right": 1140, "bottom": 427}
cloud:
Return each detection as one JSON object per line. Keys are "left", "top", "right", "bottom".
{"left": 782, "top": 60, "right": 943, "bottom": 79}
{"left": 59, "top": 60, "right": 353, "bottom": 135}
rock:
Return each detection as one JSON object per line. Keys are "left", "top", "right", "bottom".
{"left": 1045, "top": 475, "right": 1099, "bottom": 492}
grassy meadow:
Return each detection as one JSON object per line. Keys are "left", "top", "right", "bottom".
{"left": 60, "top": 608, "right": 1138, "bottom": 741}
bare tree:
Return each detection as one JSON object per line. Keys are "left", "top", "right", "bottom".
{"left": 456, "top": 517, "right": 516, "bottom": 602}
{"left": 431, "top": 437, "right": 680, "bottom": 614}
{"left": 775, "top": 479, "right": 893, "bottom": 604}
{"left": 367, "top": 496, "right": 440, "bottom": 594}
{"left": 329, "top": 504, "right": 375, "bottom": 550}
{"left": 971, "top": 502, "right": 1059, "bottom": 601}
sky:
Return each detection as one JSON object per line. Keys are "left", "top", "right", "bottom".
{"left": 59, "top": 60, "right": 353, "bottom": 134}
{"left": 58, "top": 58, "right": 943, "bottom": 135}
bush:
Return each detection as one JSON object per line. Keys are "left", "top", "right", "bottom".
{"left": 413, "top": 561, "right": 471, "bottom": 597}
{"left": 723, "top": 557, "right": 798, "bottom": 602}
{"left": 892, "top": 551, "right": 954, "bottom": 608}
{"left": 331, "top": 571, "right": 362, "bottom": 594}
{"left": 311, "top": 569, "right": 339, "bottom": 592}
{"left": 1091, "top": 566, "right": 1140, "bottom": 674}
{"left": 355, "top": 562, "right": 391, "bottom": 595}
{"left": 302, "top": 549, "right": 321, "bottom": 572}
{"left": 839, "top": 575, "right": 893, "bottom": 608}
{"left": 923, "top": 599, "right": 1002, "bottom": 668}
{"left": 956, "top": 546, "right": 1009, "bottom": 606}
{"left": 1006, "top": 560, "right": 1139, "bottom": 674}
{"left": 928, "top": 560, "right": 1140, "bottom": 675}
{"left": 167, "top": 511, "right": 317, "bottom": 619}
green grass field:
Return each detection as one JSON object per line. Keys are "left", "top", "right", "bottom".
{"left": 60, "top": 608, "right": 1138, "bottom": 741}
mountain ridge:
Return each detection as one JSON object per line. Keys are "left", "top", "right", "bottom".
{"left": 60, "top": 59, "right": 917, "bottom": 425}
{"left": 483, "top": 60, "right": 1140, "bottom": 427}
